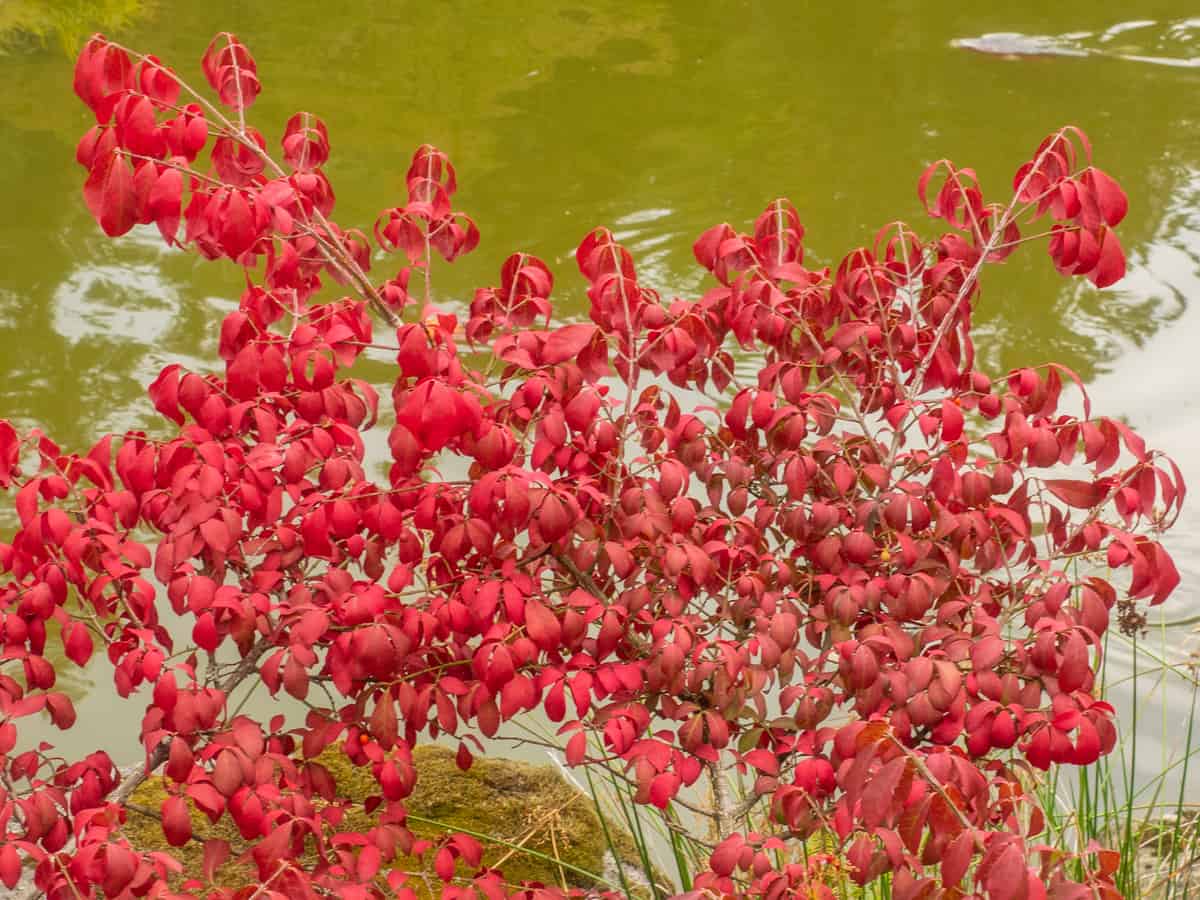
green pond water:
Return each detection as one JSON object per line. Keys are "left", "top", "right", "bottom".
{"left": 0, "top": 1, "right": 1198, "bottom": 804}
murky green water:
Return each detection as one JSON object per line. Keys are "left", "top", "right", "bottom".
{"left": 1, "top": 2, "right": 1198, "bottom": 796}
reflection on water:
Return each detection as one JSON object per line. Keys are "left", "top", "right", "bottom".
{"left": 953, "top": 16, "right": 1200, "bottom": 66}
{"left": 53, "top": 262, "right": 177, "bottom": 346}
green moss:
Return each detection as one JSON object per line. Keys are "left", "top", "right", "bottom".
{"left": 124, "top": 745, "right": 648, "bottom": 896}
{"left": 122, "top": 775, "right": 248, "bottom": 889}
{"left": 409, "top": 746, "right": 614, "bottom": 888}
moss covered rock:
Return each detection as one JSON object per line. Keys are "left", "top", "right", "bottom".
{"left": 124, "top": 745, "right": 652, "bottom": 896}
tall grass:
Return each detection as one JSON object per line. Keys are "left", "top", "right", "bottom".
{"left": 1034, "top": 624, "right": 1200, "bottom": 900}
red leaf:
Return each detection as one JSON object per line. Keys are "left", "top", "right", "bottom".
{"left": 407, "top": 144, "right": 458, "bottom": 197}
{"left": 212, "top": 750, "right": 243, "bottom": 796}
{"left": 166, "top": 737, "right": 194, "bottom": 782}
{"left": 985, "top": 844, "right": 1028, "bottom": 900}
{"left": 116, "top": 95, "right": 162, "bottom": 157}
{"left": 162, "top": 795, "right": 192, "bottom": 846}
{"left": 62, "top": 621, "right": 94, "bottom": 667}
{"left": 199, "top": 517, "right": 233, "bottom": 553}
{"left": 1083, "top": 167, "right": 1128, "bottom": 227}
{"left": 148, "top": 364, "right": 185, "bottom": 425}
{"left": 693, "top": 223, "right": 735, "bottom": 274}
{"left": 193, "top": 612, "right": 220, "bottom": 652}
{"left": 1070, "top": 717, "right": 1102, "bottom": 765}
{"left": 543, "top": 323, "right": 599, "bottom": 365}
{"left": 187, "top": 782, "right": 225, "bottom": 821}
{"left": 0, "top": 420, "right": 18, "bottom": 489}
{"left": 370, "top": 694, "right": 398, "bottom": 748}
{"left": 455, "top": 742, "right": 473, "bottom": 771}
{"left": 649, "top": 771, "right": 681, "bottom": 809}
{"left": 743, "top": 749, "right": 780, "bottom": 776}
{"left": 1058, "top": 631, "right": 1090, "bottom": 693}
{"left": 149, "top": 166, "right": 183, "bottom": 245}
{"left": 45, "top": 693, "right": 76, "bottom": 729}
{"left": 1090, "top": 227, "right": 1125, "bottom": 288}
{"left": 0, "top": 844, "right": 21, "bottom": 889}
{"left": 565, "top": 730, "right": 586, "bottom": 766}
{"left": 103, "top": 846, "right": 136, "bottom": 895}
{"left": 203, "top": 839, "right": 231, "bottom": 881}
{"left": 251, "top": 825, "right": 290, "bottom": 873}
{"left": 537, "top": 493, "right": 571, "bottom": 543}
{"left": 84, "top": 151, "right": 137, "bottom": 237}
{"left": 435, "top": 847, "right": 455, "bottom": 881}
{"left": 1150, "top": 541, "right": 1181, "bottom": 605}
{"left": 451, "top": 834, "right": 483, "bottom": 868}
{"left": 710, "top": 835, "right": 743, "bottom": 876}
{"left": 1044, "top": 478, "right": 1105, "bottom": 509}
{"left": 942, "top": 830, "right": 975, "bottom": 888}
{"left": 202, "top": 33, "right": 260, "bottom": 111}
{"left": 941, "top": 398, "right": 964, "bottom": 442}
{"left": 523, "top": 599, "right": 562, "bottom": 652}
{"left": 137, "top": 55, "right": 180, "bottom": 105}
{"left": 219, "top": 190, "right": 257, "bottom": 258}
{"left": 74, "top": 38, "right": 132, "bottom": 121}
{"left": 282, "top": 653, "right": 309, "bottom": 700}
{"left": 918, "top": 160, "right": 945, "bottom": 213}
{"left": 861, "top": 756, "right": 905, "bottom": 828}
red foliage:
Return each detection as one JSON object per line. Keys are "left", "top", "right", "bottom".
{"left": 0, "top": 31, "right": 1181, "bottom": 899}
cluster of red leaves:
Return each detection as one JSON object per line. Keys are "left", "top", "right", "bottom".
{"left": 0, "top": 32, "right": 1183, "bottom": 900}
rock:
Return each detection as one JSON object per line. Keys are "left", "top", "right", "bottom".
{"left": 116, "top": 745, "right": 657, "bottom": 897}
